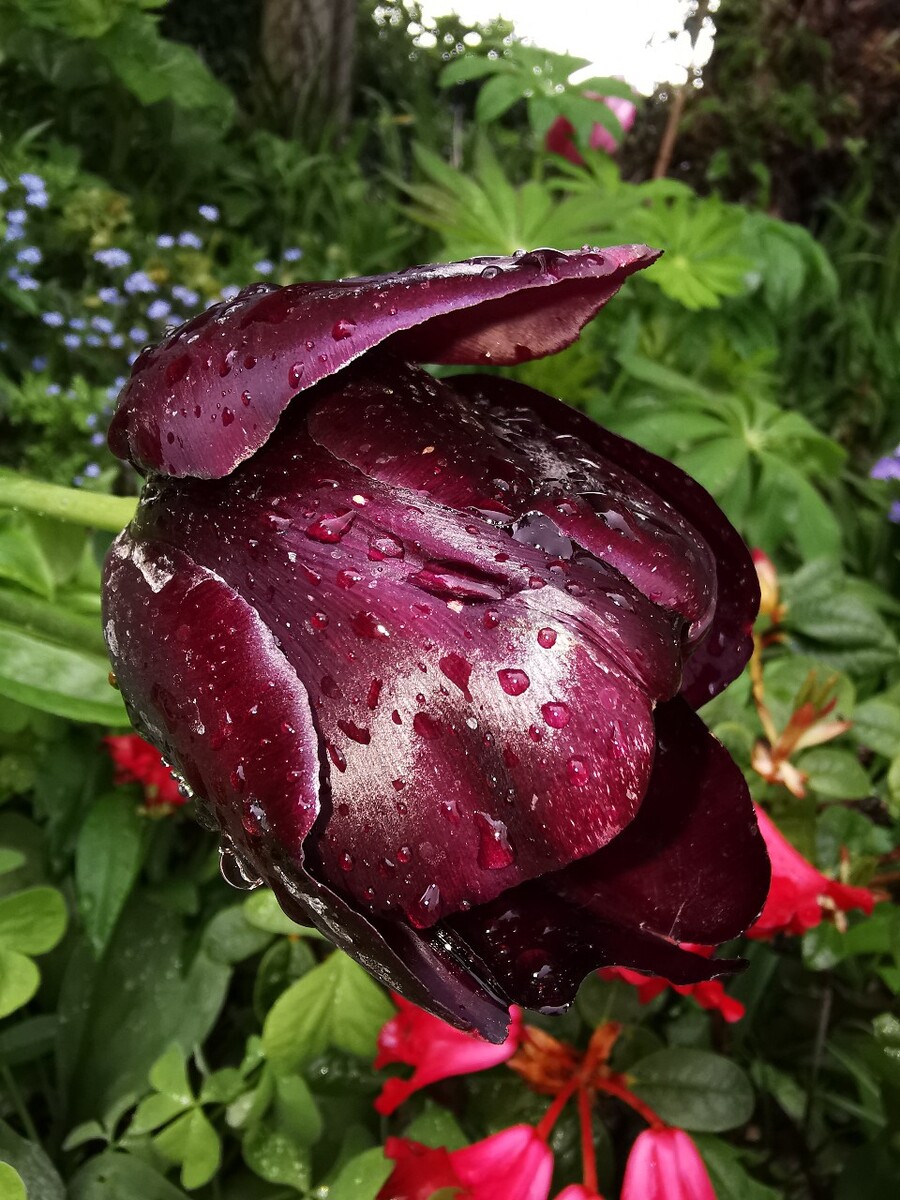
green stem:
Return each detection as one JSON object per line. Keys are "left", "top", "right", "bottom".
{"left": 1, "top": 1065, "right": 41, "bottom": 1146}
{"left": 0, "top": 470, "right": 137, "bottom": 533}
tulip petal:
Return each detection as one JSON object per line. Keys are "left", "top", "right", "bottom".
{"left": 107, "top": 246, "right": 659, "bottom": 479}
{"left": 444, "top": 698, "right": 768, "bottom": 1011}
{"left": 451, "top": 375, "right": 759, "bottom": 704}
{"left": 129, "top": 408, "right": 664, "bottom": 928}
{"left": 102, "top": 532, "right": 512, "bottom": 1040}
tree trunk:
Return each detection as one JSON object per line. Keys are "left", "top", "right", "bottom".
{"left": 261, "top": 0, "right": 357, "bottom": 133}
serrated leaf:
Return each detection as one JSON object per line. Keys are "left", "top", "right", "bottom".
{"left": 630, "top": 1048, "right": 755, "bottom": 1131}
{"left": 262, "top": 951, "right": 393, "bottom": 1074}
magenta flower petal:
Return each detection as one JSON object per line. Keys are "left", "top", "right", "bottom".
{"left": 108, "top": 246, "right": 659, "bottom": 479}
{"left": 374, "top": 996, "right": 523, "bottom": 1115}
{"left": 621, "top": 1128, "right": 716, "bottom": 1200}
{"left": 378, "top": 1127, "right": 553, "bottom": 1200}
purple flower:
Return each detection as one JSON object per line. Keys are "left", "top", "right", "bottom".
{"left": 253, "top": 259, "right": 274, "bottom": 274}
{"left": 69, "top": 318, "right": 86, "bottom": 330}
{"left": 171, "top": 285, "right": 199, "bottom": 307}
{"left": 0, "top": 180, "right": 7, "bottom": 195}
{"left": 46, "top": 384, "right": 61, "bottom": 396}
{"left": 16, "top": 274, "right": 39, "bottom": 291}
{"left": 85, "top": 413, "right": 98, "bottom": 428}
{"left": 128, "top": 327, "right": 148, "bottom": 343}
{"left": 124, "top": 271, "right": 156, "bottom": 295}
{"left": 871, "top": 447, "right": 900, "bottom": 482}
{"left": 42, "top": 312, "right": 65, "bottom": 327}
{"left": 109, "top": 334, "right": 125, "bottom": 349}
{"left": 3, "top": 225, "right": 24, "bottom": 243}
{"left": 98, "top": 287, "right": 122, "bottom": 304}
{"left": 198, "top": 205, "right": 219, "bottom": 222}
{"left": 220, "top": 285, "right": 241, "bottom": 301}
{"left": 85, "top": 334, "right": 102, "bottom": 347}
{"left": 283, "top": 247, "right": 303, "bottom": 262}
{"left": 90, "top": 316, "right": 115, "bottom": 334}
{"left": 31, "top": 356, "right": 47, "bottom": 371}
{"left": 94, "top": 248, "right": 131, "bottom": 269}
{"left": 25, "top": 190, "right": 49, "bottom": 209}
{"left": 91, "top": 432, "right": 106, "bottom": 446}
{"left": 19, "top": 173, "right": 45, "bottom": 192}
{"left": 84, "top": 463, "right": 102, "bottom": 478}
{"left": 102, "top": 249, "right": 769, "bottom": 1040}
{"left": 157, "top": 234, "right": 175, "bottom": 249}
{"left": 177, "top": 232, "right": 202, "bottom": 249}
{"left": 16, "top": 246, "right": 42, "bottom": 265}
{"left": 890, "top": 501, "right": 900, "bottom": 524}
{"left": 147, "top": 299, "right": 172, "bottom": 322}
{"left": 63, "top": 333, "right": 81, "bottom": 349}
{"left": 6, "top": 209, "right": 26, "bottom": 224}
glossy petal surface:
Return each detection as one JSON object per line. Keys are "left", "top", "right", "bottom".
{"left": 451, "top": 375, "right": 759, "bottom": 705}
{"left": 109, "top": 246, "right": 659, "bottom": 479}
{"left": 446, "top": 700, "right": 768, "bottom": 1011}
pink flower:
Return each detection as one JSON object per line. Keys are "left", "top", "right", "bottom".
{"left": 555, "top": 1188, "right": 602, "bottom": 1200}
{"left": 546, "top": 94, "right": 637, "bottom": 164}
{"left": 621, "top": 1128, "right": 715, "bottom": 1200}
{"left": 375, "top": 996, "right": 523, "bottom": 1115}
{"left": 747, "top": 805, "right": 875, "bottom": 938}
{"left": 104, "top": 733, "right": 184, "bottom": 808}
{"left": 377, "top": 1126, "right": 553, "bottom": 1200}
{"left": 601, "top": 944, "right": 745, "bottom": 1023}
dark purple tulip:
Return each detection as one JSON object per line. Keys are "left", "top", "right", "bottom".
{"left": 102, "top": 248, "right": 769, "bottom": 1041}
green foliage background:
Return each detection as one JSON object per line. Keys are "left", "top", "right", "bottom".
{"left": 0, "top": 1, "right": 898, "bottom": 1197}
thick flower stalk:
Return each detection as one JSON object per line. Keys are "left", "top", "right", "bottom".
{"left": 101, "top": 247, "right": 770, "bottom": 1039}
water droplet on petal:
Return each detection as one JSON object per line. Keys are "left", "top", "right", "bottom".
{"left": 332, "top": 318, "right": 357, "bottom": 340}
{"left": 288, "top": 362, "right": 304, "bottom": 388}
{"left": 338, "top": 718, "right": 371, "bottom": 745}
{"left": 567, "top": 756, "right": 589, "bottom": 786}
{"left": 306, "top": 511, "right": 355, "bottom": 543}
{"left": 439, "top": 653, "right": 472, "bottom": 699}
{"left": 221, "top": 407, "right": 234, "bottom": 427}
{"left": 219, "top": 840, "right": 262, "bottom": 890}
{"left": 498, "top": 668, "right": 530, "bottom": 696}
{"left": 537, "top": 627, "right": 557, "bottom": 648}
{"left": 413, "top": 712, "right": 442, "bottom": 739}
{"left": 542, "top": 702, "right": 571, "bottom": 728}
{"left": 475, "top": 812, "right": 515, "bottom": 869}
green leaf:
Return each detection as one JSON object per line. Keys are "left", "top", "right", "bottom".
{"left": 0, "top": 947, "right": 39, "bottom": 1019}
{"left": 76, "top": 793, "right": 144, "bottom": 954}
{"left": 0, "top": 1121, "right": 65, "bottom": 1200}
{"left": 243, "top": 1119, "right": 311, "bottom": 1192}
{"left": 475, "top": 74, "right": 526, "bottom": 124}
{"left": 0, "top": 885, "right": 67, "bottom": 955}
{"left": 0, "top": 515, "right": 55, "bottom": 599}
{"left": 242, "top": 888, "right": 320, "bottom": 938}
{"left": 0, "top": 849, "right": 25, "bottom": 877}
{"left": 0, "top": 624, "right": 128, "bottom": 726}
{"left": 201, "top": 905, "right": 272, "bottom": 965}
{"left": 694, "top": 1135, "right": 780, "bottom": 1199}
{"left": 629, "top": 1048, "right": 755, "bottom": 1132}
{"left": 0, "top": 1163, "right": 26, "bottom": 1200}
{"left": 404, "top": 1102, "right": 469, "bottom": 1151}
{"left": 70, "top": 1151, "right": 190, "bottom": 1199}
{"left": 274, "top": 1074, "right": 322, "bottom": 1146}
{"left": 154, "top": 1108, "right": 221, "bottom": 1191}
{"left": 326, "top": 1147, "right": 392, "bottom": 1200}
{"left": 440, "top": 54, "right": 511, "bottom": 87}
{"left": 262, "top": 951, "right": 393, "bottom": 1074}
{"left": 198, "top": 1068, "right": 245, "bottom": 1106}
{"left": 149, "top": 1045, "right": 193, "bottom": 1105}
{"left": 799, "top": 747, "right": 871, "bottom": 800}
{"left": 128, "top": 1092, "right": 192, "bottom": 1137}
{"left": 853, "top": 699, "right": 900, "bottom": 758}
{"left": 679, "top": 437, "right": 749, "bottom": 495}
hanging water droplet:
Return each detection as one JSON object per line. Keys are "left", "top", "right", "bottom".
{"left": 219, "top": 840, "right": 263, "bottom": 890}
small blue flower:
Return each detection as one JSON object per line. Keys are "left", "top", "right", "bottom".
{"left": 283, "top": 247, "right": 303, "bottom": 262}
{"left": 69, "top": 317, "right": 86, "bottom": 330}
{"left": 19, "top": 173, "right": 45, "bottom": 192}
{"left": 871, "top": 447, "right": 900, "bottom": 482}
{"left": 171, "top": 285, "right": 199, "bottom": 307}
{"left": 113, "top": 375, "right": 127, "bottom": 389}
{"left": 124, "top": 271, "right": 156, "bottom": 295}
{"left": 3, "top": 225, "right": 24, "bottom": 243}
{"left": 94, "top": 248, "right": 131, "bottom": 268}
{"left": 31, "top": 356, "right": 47, "bottom": 371}
{"left": 41, "top": 311, "right": 65, "bottom": 327}
{"left": 73, "top": 475, "right": 84, "bottom": 487}
{"left": 109, "top": 333, "right": 124, "bottom": 349}
{"left": 6, "top": 209, "right": 26, "bottom": 224}
{"left": 98, "top": 286, "right": 121, "bottom": 304}
{"left": 17, "top": 274, "right": 39, "bottom": 291}
{"left": 129, "top": 327, "right": 148, "bottom": 343}
{"left": 0, "top": 179, "right": 7, "bottom": 195}
{"left": 46, "top": 384, "right": 61, "bottom": 396}
{"left": 177, "top": 231, "right": 202, "bottom": 249}
{"left": 90, "top": 432, "right": 106, "bottom": 446}
{"left": 253, "top": 259, "right": 274, "bottom": 275}
{"left": 198, "top": 204, "right": 219, "bottom": 222}
{"left": 84, "top": 463, "right": 102, "bottom": 479}
{"left": 167, "top": 315, "right": 184, "bottom": 328}
{"left": 146, "top": 298, "right": 171, "bottom": 321}
{"left": 220, "top": 285, "right": 241, "bottom": 300}
{"left": 85, "top": 334, "right": 102, "bottom": 347}
{"left": 16, "top": 246, "right": 42, "bottom": 265}
{"left": 85, "top": 412, "right": 98, "bottom": 428}
{"left": 90, "top": 315, "right": 114, "bottom": 334}
{"left": 156, "top": 234, "right": 175, "bottom": 248}
{"left": 63, "top": 333, "right": 81, "bottom": 349}
{"left": 890, "top": 501, "right": 900, "bottom": 524}
{"left": 26, "top": 190, "right": 49, "bottom": 209}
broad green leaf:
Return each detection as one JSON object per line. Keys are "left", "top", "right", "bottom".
{"left": 0, "top": 947, "right": 39, "bottom": 1019}
{"left": 0, "top": 625, "right": 128, "bottom": 726}
{"left": 853, "top": 699, "right": 900, "bottom": 758}
{"left": 440, "top": 54, "right": 512, "bottom": 88}
{"left": 128, "top": 1092, "right": 192, "bottom": 1137}
{"left": 149, "top": 1045, "right": 193, "bottom": 1105}
{"left": 0, "top": 1121, "right": 65, "bottom": 1200}
{"left": 694, "top": 1135, "right": 779, "bottom": 1199}
{"left": 198, "top": 1068, "right": 245, "bottom": 1106}
{"left": 243, "top": 1119, "right": 311, "bottom": 1192}
{"left": 262, "top": 951, "right": 393, "bottom": 1074}
{"left": 274, "top": 1074, "right": 322, "bottom": 1146}
{"left": 0, "top": 886, "right": 67, "bottom": 955}
{"left": 242, "top": 888, "right": 320, "bottom": 937}
{"left": 76, "top": 793, "right": 144, "bottom": 954}
{"left": 326, "top": 1147, "right": 392, "bottom": 1200}
{"left": 0, "top": 1162, "right": 26, "bottom": 1200}
{"left": 630, "top": 1048, "right": 755, "bottom": 1131}
{"left": 0, "top": 515, "right": 54, "bottom": 599}
{"left": 201, "top": 905, "right": 272, "bottom": 965}
{"left": 0, "top": 849, "right": 25, "bottom": 876}
{"left": 799, "top": 747, "right": 871, "bottom": 800}
{"left": 679, "top": 437, "right": 749, "bottom": 495}
{"left": 154, "top": 1108, "right": 221, "bottom": 1191}
{"left": 404, "top": 1102, "right": 469, "bottom": 1151}
{"left": 69, "top": 1151, "right": 190, "bottom": 1199}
